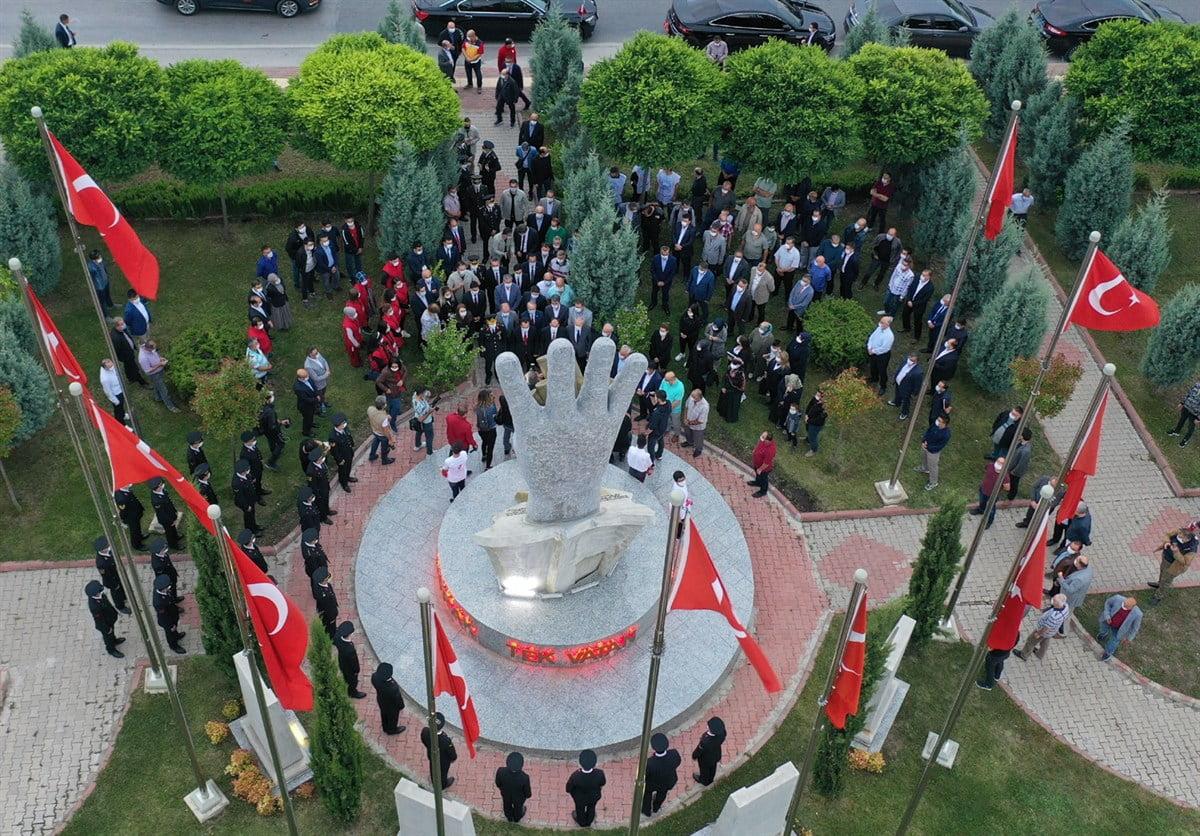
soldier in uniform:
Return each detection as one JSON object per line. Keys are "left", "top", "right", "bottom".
{"left": 149, "top": 538, "right": 183, "bottom": 603}
{"left": 311, "top": 566, "right": 338, "bottom": 637}
{"left": 233, "top": 459, "right": 261, "bottom": 534}
{"left": 478, "top": 315, "right": 506, "bottom": 385}
{"left": 93, "top": 535, "right": 130, "bottom": 614}
{"left": 334, "top": 620, "right": 365, "bottom": 698}
{"left": 643, "top": 733, "right": 681, "bottom": 816}
{"left": 86, "top": 580, "right": 125, "bottom": 658}
{"left": 237, "top": 430, "right": 269, "bottom": 502}
{"left": 114, "top": 484, "right": 146, "bottom": 550}
{"left": 257, "top": 389, "right": 290, "bottom": 470}
{"left": 328, "top": 412, "right": 356, "bottom": 493}
{"left": 306, "top": 447, "right": 335, "bottom": 523}
{"left": 566, "top": 748, "right": 606, "bottom": 827}
{"left": 301, "top": 527, "right": 328, "bottom": 579}
{"left": 371, "top": 662, "right": 406, "bottom": 735}
{"left": 420, "top": 711, "right": 458, "bottom": 789}
{"left": 298, "top": 437, "right": 319, "bottom": 476}
{"left": 237, "top": 528, "right": 269, "bottom": 574}
{"left": 148, "top": 476, "right": 183, "bottom": 549}
{"left": 691, "top": 716, "right": 726, "bottom": 785}
{"left": 193, "top": 463, "right": 218, "bottom": 505}
{"left": 495, "top": 751, "right": 532, "bottom": 823}
{"left": 153, "top": 574, "right": 186, "bottom": 654}
{"left": 297, "top": 486, "right": 322, "bottom": 532}
{"left": 185, "top": 430, "right": 208, "bottom": 475}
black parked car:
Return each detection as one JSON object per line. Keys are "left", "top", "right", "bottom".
{"left": 665, "top": 0, "right": 835, "bottom": 53}
{"left": 413, "top": 0, "right": 599, "bottom": 40}
{"left": 844, "top": 0, "right": 994, "bottom": 56}
{"left": 1031, "top": 0, "right": 1186, "bottom": 58}
{"left": 159, "top": 0, "right": 320, "bottom": 17}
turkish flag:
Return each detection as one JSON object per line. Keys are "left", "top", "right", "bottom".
{"left": 668, "top": 519, "right": 782, "bottom": 693}
{"left": 826, "top": 589, "right": 868, "bottom": 729}
{"left": 1063, "top": 248, "right": 1160, "bottom": 333}
{"left": 47, "top": 130, "right": 159, "bottom": 299}
{"left": 433, "top": 612, "right": 481, "bottom": 757}
{"left": 989, "top": 513, "right": 1050, "bottom": 651}
{"left": 1057, "top": 391, "right": 1107, "bottom": 524}
{"left": 26, "top": 285, "right": 87, "bottom": 385}
{"left": 984, "top": 118, "right": 1018, "bottom": 240}
{"left": 227, "top": 529, "right": 313, "bottom": 711}
{"left": 86, "top": 394, "right": 172, "bottom": 489}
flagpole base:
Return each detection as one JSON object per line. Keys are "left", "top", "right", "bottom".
{"left": 184, "top": 779, "right": 230, "bottom": 823}
{"left": 932, "top": 613, "right": 960, "bottom": 643}
{"left": 874, "top": 479, "right": 908, "bottom": 506}
{"left": 921, "top": 732, "right": 960, "bottom": 769}
{"left": 144, "top": 664, "right": 178, "bottom": 694}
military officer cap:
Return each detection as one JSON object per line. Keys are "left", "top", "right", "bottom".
{"left": 332, "top": 412, "right": 347, "bottom": 426}
{"left": 154, "top": 574, "right": 173, "bottom": 592}
{"left": 150, "top": 537, "right": 168, "bottom": 555}
{"left": 377, "top": 662, "right": 393, "bottom": 679}
{"left": 241, "top": 430, "right": 257, "bottom": 443}
{"left": 187, "top": 431, "right": 204, "bottom": 445}
{"left": 707, "top": 717, "right": 726, "bottom": 736}
{"left": 312, "top": 566, "right": 330, "bottom": 583}
{"left": 236, "top": 529, "right": 256, "bottom": 547}
{"left": 85, "top": 580, "right": 104, "bottom": 597}
{"left": 302, "top": 527, "right": 320, "bottom": 544}
{"left": 651, "top": 733, "right": 669, "bottom": 754}
{"left": 93, "top": 535, "right": 109, "bottom": 551}
{"left": 149, "top": 476, "right": 166, "bottom": 490}
{"left": 336, "top": 620, "right": 355, "bottom": 639}
{"left": 308, "top": 448, "right": 325, "bottom": 463}
{"left": 579, "top": 749, "right": 597, "bottom": 769}
{"left": 235, "top": 458, "right": 251, "bottom": 474}
{"left": 192, "top": 463, "right": 210, "bottom": 478}
{"left": 434, "top": 711, "right": 446, "bottom": 730}
{"left": 299, "top": 486, "right": 315, "bottom": 501}
{"left": 506, "top": 752, "right": 524, "bottom": 771}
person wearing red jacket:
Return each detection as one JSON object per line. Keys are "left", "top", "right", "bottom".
{"left": 342, "top": 307, "right": 363, "bottom": 368}
{"left": 446, "top": 403, "right": 477, "bottom": 452}
{"left": 496, "top": 38, "right": 517, "bottom": 73}
{"left": 749, "top": 431, "right": 776, "bottom": 498}
{"left": 382, "top": 253, "right": 405, "bottom": 289}
{"left": 247, "top": 318, "right": 272, "bottom": 356}
{"left": 345, "top": 288, "right": 368, "bottom": 325}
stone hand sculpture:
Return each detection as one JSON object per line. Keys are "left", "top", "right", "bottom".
{"left": 495, "top": 337, "right": 647, "bottom": 523}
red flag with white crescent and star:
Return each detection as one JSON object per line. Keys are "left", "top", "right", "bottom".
{"left": 668, "top": 518, "right": 782, "bottom": 693}
{"left": 984, "top": 117, "right": 1018, "bottom": 240}
{"left": 47, "top": 129, "right": 160, "bottom": 299}
{"left": 25, "top": 285, "right": 87, "bottom": 385}
{"left": 86, "top": 393, "right": 172, "bottom": 489}
{"left": 432, "top": 611, "right": 481, "bottom": 757}
{"left": 1056, "top": 390, "right": 1108, "bottom": 524}
{"left": 825, "top": 589, "right": 868, "bottom": 729}
{"left": 1063, "top": 248, "right": 1159, "bottom": 333}
{"left": 989, "top": 512, "right": 1051, "bottom": 651}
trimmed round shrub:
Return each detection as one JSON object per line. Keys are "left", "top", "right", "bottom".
{"left": 805, "top": 299, "right": 876, "bottom": 372}
{"left": 167, "top": 314, "right": 249, "bottom": 399}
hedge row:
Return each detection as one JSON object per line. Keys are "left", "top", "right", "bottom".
{"left": 107, "top": 175, "right": 370, "bottom": 221}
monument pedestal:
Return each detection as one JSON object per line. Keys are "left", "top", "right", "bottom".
{"left": 875, "top": 479, "right": 908, "bottom": 506}
{"left": 692, "top": 762, "right": 799, "bottom": 836}
{"left": 230, "top": 651, "right": 312, "bottom": 792}
{"left": 395, "top": 778, "right": 476, "bottom": 836}
{"left": 144, "top": 664, "right": 177, "bottom": 694}
{"left": 184, "top": 779, "right": 230, "bottom": 823}
{"left": 854, "top": 615, "right": 915, "bottom": 752}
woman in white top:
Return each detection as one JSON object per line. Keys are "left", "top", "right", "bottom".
{"left": 443, "top": 443, "right": 470, "bottom": 501}
{"left": 420, "top": 303, "right": 442, "bottom": 346}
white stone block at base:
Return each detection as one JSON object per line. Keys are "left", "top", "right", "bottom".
{"left": 921, "top": 731, "right": 959, "bottom": 768}
{"left": 875, "top": 479, "right": 908, "bottom": 506}
{"left": 395, "top": 778, "right": 476, "bottom": 836}
{"left": 693, "top": 761, "right": 799, "bottom": 836}
{"left": 184, "top": 779, "right": 229, "bottom": 823}
{"left": 143, "top": 664, "right": 177, "bottom": 693}
{"left": 231, "top": 651, "right": 312, "bottom": 791}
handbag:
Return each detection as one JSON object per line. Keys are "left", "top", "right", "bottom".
{"left": 408, "top": 417, "right": 420, "bottom": 432}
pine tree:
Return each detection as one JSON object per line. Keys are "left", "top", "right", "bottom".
{"left": 377, "top": 0, "right": 427, "bottom": 53}
{"left": 545, "top": 63, "right": 583, "bottom": 138}
{"left": 12, "top": 9, "right": 57, "bottom": 58}
{"left": 1106, "top": 189, "right": 1173, "bottom": 293}
{"left": 841, "top": 6, "right": 892, "bottom": 57}
{"left": 0, "top": 386, "right": 23, "bottom": 510}
{"left": 189, "top": 517, "right": 242, "bottom": 680}
{"left": 1020, "top": 79, "right": 1061, "bottom": 162}
{"left": 563, "top": 151, "right": 614, "bottom": 229}
{"left": 1141, "top": 285, "right": 1200, "bottom": 388}
{"left": 969, "top": 9, "right": 1047, "bottom": 142}
{"left": 1025, "top": 88, "right": 1077, "bottom": 208}
{"left": 570, "top": 210, "right": 640, "bottom": 320}
{"left": 904, "top": 498, "right": 966, "bottom": 652}
{"left": 420, "top": 138, "right": 459, "bottom": 193}
{"left": 0, "top": 162, "right": 62, "bottom": 295}
{"left": 531, "top": 12, "right": 583, "bottom": 114}
{"left": 967, "top": 269, "right": 1050, "bottom": 394}
{"left": 308, "top": 619, "right": 364, "bottom": 823}
{"left": 559, "top": 128, "right": 595, "bottom": 178}
{"left": 0, "top": 322, "right": 53, "bottom": 445}
{"left": 378, "top": 138, "right": 444, "bottom": 257}
{"left": 911, "top": 140, "right": 977, "bottom": 263}
{"left": 1055, "top": 128, "right": 1134, "bottom": 261}
{"left": 946, "top": 218, "right": 1023, "bottom": 318}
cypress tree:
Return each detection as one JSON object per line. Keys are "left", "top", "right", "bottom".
{"left": 1141, "top": 285, "right": 1200, "bottom": 388}
{"left": 559, "top": 128, "right": 595, "bottom": 178}
{"left": 420, "top": 138, "right": 459, "bottom": 193}
{"left": 189, "top": 517, "right": 242, "bottom": 680}
{"left": 1055, "top": 128, "right": 1134, "bottom": 261}
{"left": 967, "top": 269, "right": 1050, "bottom": 394}
{"left": 531, "top": 12, "right": 582, "bottom": 114}
{"left": 0, "top": 322, "right": 53, "bottom": 445}
{"left": 946, "top": 218, "right": 1022, "bottom": 319}
{"left": 563, "top": 151, "right": 613, "bottom": 229}
{"left": 904, "top": 498, "right": 966, "bottom": 652}
{"left": 570, "top": 210, "right": 640, "bottom": 320}
{"left": 1106, "top": 189, "right": 1173, "bottom": 293}
{"left": 12, "top": 9, "right": 58, "bottom": 59}
{"left": 1025, "top": 88, "right": 1078, "bottom": 208}
{"left": 1020, "top": 79, "right": 1062, "bottom": 162}
{"left": 841, "top": 5, "right": 892, "bottom": 57}
{"left": 969, "top": 9, "right": 1047, "bottom": 142}
{"left": 377, "top": 0, "right": 427, "bottom": 53}
{"left": 378, "top": 138, "right": 444, "bottom": 257}
{"left": 308, "top": 619, "right": 364, "bottom": 823}
{"left": 911, "top": 140, "right": 977, "bottom": 263}
{"left": 545, "top": 63, "right": 583, "bottom": 138}
{"left": 0, "top": 162, "right": 62, "bottom": 295}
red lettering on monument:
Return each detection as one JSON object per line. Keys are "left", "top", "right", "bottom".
{"left": 435, "top": 556, "right": 480, "bottom": 637}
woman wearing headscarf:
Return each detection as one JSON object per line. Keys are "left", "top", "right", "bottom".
{"left": 717, "top": 356, "right": 746, "bottom": 423}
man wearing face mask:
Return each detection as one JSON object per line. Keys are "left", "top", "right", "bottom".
{"left": 971, "top": 456, "right": 1009, "bottom": 529}
{"left": 867, "top": 171, "right": 895, "bottom": 230}
{"left": 868, "top": 227, "right": 903, "bottom": 290}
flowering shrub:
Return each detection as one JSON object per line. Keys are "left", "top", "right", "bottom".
{"left": 222, "top": 699, "right": 242, "bottom": 720}
{"left": 848, "top": 748, "right": 886, "bottom": 773}
{"left": 204, "top": 721, "right": 230, "bottom": 745}
{"left": 295, "top": 781, "right": 317, "bottom": 800}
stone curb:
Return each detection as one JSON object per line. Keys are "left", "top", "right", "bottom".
{"left": 0, "top": 553, "right": 193, "bottom": 573}
{"left": 1068, "top": 613, "right": 1200, "bottom": 712}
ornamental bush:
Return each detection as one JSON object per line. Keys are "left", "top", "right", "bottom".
{"left": 0, "top": 42, "right": 166, "bottom": 182}
{"left": 946, "top": 218, "right": 1023, "bottom": 319}
{"left": 416, "top": 322, "right": 477, "bottom": 396}
{"left": 308, "top": 619, "right": 364, "bottom": 823}
{"left": 804, "top": 298, "right": 876, "bottom": 373}
{"left": 847, "top": 44, "right": 988, "bottom": 167}
{"left": 531, "top": 12, "right": 583, "bottom": 115}
{"left": 570, "top": 211, "right": 641, "bottom": 321}
{"left": 968, "top": 8, "right": 1047, "bottom": 142}
{"left": 613, "top": 301, "right": 652, "bottom": 358}
{"left": 1012, "top": 353, "right": 1082, "bottom": 420}
{"left": 1023, "top": 84, "right": 1078, "bottom": 208}
{"left": 967, "top": 269, "right": 1049, "bottom": 394}
{"left": 12, "top": 9, "right": 57, "bottom": 59}
{"left": 377, "top": 0, "right": 426, "bottom": 53}
{"left": 1065, "top": 20, "right": 1200, "bottom": 164}
{"left": 167, "top": 315, "right": 249, "bottom": 399}
{"left": 905, "top": 498, "right": 965, "bottom": 652}
{"left": 0, "top": 323, "right": 53, "bottom": 445}
{"left": 109, "top": 174, "right": 369, "bottom": 221}
{"left": 1105, "top": 189, "right": 1173, "bottom": 293}
{"left": 721, "top": 40, "right": 865, "bottom": 184}
{"left": 910, "top": 139, "right": 977, "bottom": 263}
{"left": 0, "top": 162, "right": 62, "bottom": 295}
{"left": 1055, "top": 128, "right": 1134, "bottom": 261}
{"left": 377, "top": 138, "right": 445, "bottom": 257}
{"left": 189, "top": 517, "right": 242, "bottom": 681}
{"left": 579, "top": 32, "right": 725, "bottom": 167}
{"left": 192, "top": 358, "right": 263, "bottom": 439}
{"left": 0, "top": 386, "right": 22, "bottom": 510}
{"left": 1141, "top": 285, "right": 1200, "bottom": 388}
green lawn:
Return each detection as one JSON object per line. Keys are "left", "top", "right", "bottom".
{"left": 68, "top": 606, "right": 1200, "bottom": 834}
{"left": 1, "top": 219, "right": 409, "bottom": 562}
{"left": 1075, "top": 587, "right": 1200, "bottom": 700}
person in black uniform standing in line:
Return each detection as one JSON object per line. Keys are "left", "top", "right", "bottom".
{"left": 311, "top": 566, "right": 338, "bottom": 637}
{"left": 371, "top": 662, "right": 406, "bottom": 735}
{"left": 153, "top": 574, "right": 186, "bottom": 654}
{"left": 297, "top": 486, "right": 321, "bottom": 532}
{"left": 148, "top": 477, "right": 183, "bottom": 549}
{"left": 691, "top": 716, "right": 726, "bottom": 785}
{"left": 86, "top": 580, "right": 126, "bottom": 658}
{"left": 298, "top": 437, "right": 319, "bottom": 475}
{"left": 93, "top": 536, "right": 130, "bottom": 614}
{"left": 257, "top": 390, "right": 290, "bottom": 471}
{"left": 495, "top": 751, "right": 532, "bottom": 823}
{"left": 566, "top": 748, "right": 605, "bottom": 827}
{"left": 237, "top": 528, "right": 269, "bottom": 574}
{"left": 232, "top": 459, "right": 261, "bottom": 534}
{"left": 421, "top": 711, "right": 458, "bottom": 789}
{"left": 307, "top": 447, "right": 335, "bottom": 523}
{"left": 643, "top": 732, "right": 681, "bottom": 816}
{"left": 334, "top": 620, "right": 366, "bottom": 698}
{"left": 185, "top": 431, "right": 208, "bottom": 476}
{"left": 193, "top": 463, "right": 218, "bottom": 505}
{"left": 237, "top": 430, "right": 269, "bottom": 503}
{"left": 301, "top": 527, "right": 328, "bottom": 580}
{"left": 114, "top": 484, "right": 146, "bottom": 550}
{"left": 328, "top": 412, "right": 357, "bottom": 493}
{"left": 149, "top": 538, "right": 183, "bottom": 603}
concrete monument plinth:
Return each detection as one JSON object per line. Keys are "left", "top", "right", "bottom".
{"left": 184, "top": 779, "right": 230, "bottom": 823}
{"left": 394, "top": 778, "right": 476, "bottom": 836}
{"left": 875, "top": 478, "right": 909, "bottom": 506}
{"left": 229, "top": 651, "right": 312, "bottom": 792}
{"left": 144, "top": 664, "right": 177, "bottom": 694}
{"left": 693, "top": 761, "right": 800, "bottom": 836}
{"left": 854, "top": 614, "right": 915, "bottom": 753}
{"left": 921, "top": 731, "right": 959, "bottom": 768}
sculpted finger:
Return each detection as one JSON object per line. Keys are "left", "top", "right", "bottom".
{"left": 495, "top": 351, "right": 538, "bottom": 417}
{"left": 609, "top": 351, "right": 648, "bottom": 413}
{"left": 578, "top": 337, "right": 616, "bottom": 414}
{"left": 544, "top": 338, "right": 577, "bottom": 417}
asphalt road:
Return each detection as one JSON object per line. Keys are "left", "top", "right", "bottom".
{"left": 0, "top": 0, "right": 1195, "bottom": 68}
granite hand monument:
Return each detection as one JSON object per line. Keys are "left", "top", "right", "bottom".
{"left": 476, "top": 338, "right": 652, "bottom": 595}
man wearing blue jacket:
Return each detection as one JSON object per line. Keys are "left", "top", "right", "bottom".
{"left": 687, "top": 263, "right": 715, "bottom": 320}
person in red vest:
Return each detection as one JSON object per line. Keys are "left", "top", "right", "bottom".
{"left": 341, "top": 307, "right": 363, "bottom": 368}
{"left": 247, "top": 317, "right": 272, "bottom": 356}
{"left": 446, "top": 403, "right": 477, "bottom": 453}
{"left": 749, "top": 431, "right": 776, "bottom": 498}
{"left": 496, "top": 37, "right": 517, "bottom": 73}
{"left": 382, "top": 252, "right": 405, "bottom": 289}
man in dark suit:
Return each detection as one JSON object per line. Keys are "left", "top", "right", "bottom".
{"left": 722, "top": 249, "right": 751, "bottom": 302}
{"left": 517, "top": 251, "right": 540, "bottom": 291}
{"left": 946, "top": 317, "right": 970, "bottom": 354}
{"left": 566, "top": 749, "right": 606, "bottom": 827}
{"left": 568, "top": 317, "right": 594, "bottom": 365}
{"left": 649, "top": 325, "right": 673, "bottom": 371}
{"left": 868, "top": 228, "right": 902, "bottom": 288}
{"left": 839, "top": 240, "right": 860, "bottom": 299}
{"left": 439, "top": 20, "right": 466, "bottom": 57}
{"left": 670, "top": 215, "right": 697, "bottom": 274}
{"left": 437, "top": 237, "right": 461, "bottom": 276}
{"left": 545, "top": 298, "right": 569, "bottom": 330}
{"left": 494, "top": 275, "right": 521, "bottom": 313}
{"left": 421, "top": 712, "right": 458, "bottom": 789}
{"left": 902, "top": 269, "right": 935, "bottom": 340}
{"left": 643, "top": 733, "right": 682, "bottom": 816}
{"left": 509, "top": 317, "right": 537, "bottom": 368}
{"left": 890, "top": 353, "right": 924, "bottom": 420}
{"left": 446, "top": 219, "right": 466, "bottom": 254}
{"left": 988, "top": 406, "right": 1024, "bottom": 460}
{"left": 293, "top": 368, "right": 321, "bottom": 437}
{"left": 650, "top": 245, "right": 678, "bottom": 313}
{"left": 687, "top": 263, "right": 716, "bottom": 321}
{"left": 495, "top": 751, "right": 532, "bottom": 823}
{"left": 536, "top": 316, "right": 564, "bottom": 356}
{"left": 110, "top": 318, "right": 147, "bottom": 385}
{"left": 923, "top": 294, "right": 952, "bottom": 353}
{"left": 635, "top": 363, "right": 665, "bottom": 421}
{"left": 518, "top": 112, "right": 545, "bottom": 149}
{"left": 526, "top": 207, "right": 550, "bottom": 240}
{"left": 55, "top": 14, "right": 77, "bottom": 47}
{"left": 727, "top": 278, "right": 754, "bottom": 335}
{"left": 463, "top": 282, "right": 488, "bottom": 320}
{"left": 406, "top": 244, "right": 430, "bottom": 279}
{"left": 930, "top": 337, "right": 961, "bottom": 387}
{"left": 930, "top": 379, "right": 953, "bottom": 426}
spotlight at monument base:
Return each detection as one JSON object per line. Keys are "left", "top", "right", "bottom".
{"left": 501, "top": 576, "right": 539, "bottom": 598}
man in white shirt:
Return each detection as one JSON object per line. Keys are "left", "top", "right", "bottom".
{"left": 1010, "top": 188, "right": 1035, "bottom": 225}
{"left": 682, "top": 389, "right": 710, "bottom": 458}
{"left": 443, "top": 443, "right": 470, "bottom": 501}
{"left": 866, "top": 316, "right": 895, "bottom": 395}
{"left": 881, "top": 254, "right": 915, "bottom": 317}
{"left": 657, "top": 168, "right": 681, "bottom": 205}
{"left": 626, "top": 434, "right": 653, "bottom": 482}
{"left": 99, "top": 358, "right": 127, "bottom": 424}
{"left": 774, "top": 237, "right": 802, "bottom": 300}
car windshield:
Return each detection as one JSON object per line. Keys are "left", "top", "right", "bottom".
{"left": 1129, "top": 0, "right": 1160, "bottom": 18}
{"left": 940, "top": 0, "right": 976, "bottom": 25}
{"left": 528, "top": 0, "right": 547, "bottom": 10}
